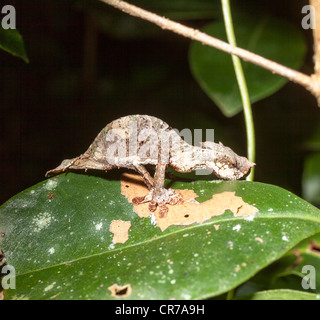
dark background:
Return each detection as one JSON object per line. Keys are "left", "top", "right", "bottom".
{"left": 0, "top": 0, "right": 318, "bottom": 204}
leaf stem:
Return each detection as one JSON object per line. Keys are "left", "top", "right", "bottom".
{"left": 221, "top": 0, "right": 255, "bottom": 181}
{"left": 226, "top": 288, "right": 235, "bottom": 300}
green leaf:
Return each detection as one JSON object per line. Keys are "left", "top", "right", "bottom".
{"left": 0, "top": 28, "right": 29, "bottom": 62}
{"left": 235, "top": 289, "right": 320, "bottom": 300}
{"left": 235, "top": 233, "right": 320, "bottom": 296}
{"left": 189, "top": 15, "right": 306, "bottom": 117}
{"left": 1, "top": 173, "right": 320, "bottom": 300}
{"left": 302, "top": 152, "right": 320, "bottom": 206}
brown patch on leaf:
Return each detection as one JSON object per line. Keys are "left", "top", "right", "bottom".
{"left": 0, "top": 291, "right": 3, "bottom": 300}
{"left": 121, "top": 173, "right": 258, "bottom": 231}
{"left": 109, "top": 220, "right": 131, "bottom": 244}
{"left": 47, "top": 192, "right": 56, "bottom": 200}
{"left": 108, "top": 283, "right": 132, "bottom": 298}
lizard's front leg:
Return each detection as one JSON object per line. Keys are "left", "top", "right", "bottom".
{"left": 133, "top": 164, "right": 154, "bottom": 189}
{"left": 149, "top": 163, "right": 183, "bottom": 217}
{"left": 131, "top": 164, "right": 154, "bottom": 205}
{"left": 132, "top": 164, "right": 183, "bottom": 217}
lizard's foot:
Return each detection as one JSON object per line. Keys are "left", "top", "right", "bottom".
{"left": 132, "top": 188, "right": 183, "bottom": 218}
{"left": 147, "top": 202, "right": 169, "bottom": 218}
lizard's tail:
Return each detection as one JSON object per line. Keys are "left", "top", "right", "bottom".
{"left": 45, "top": 154, "right": 111, "bottom": 177}
{"left": 45, "top": 157, "right": 81, "bottom": 177}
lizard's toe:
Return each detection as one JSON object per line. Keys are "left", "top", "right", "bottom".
{"left": 167, "top": 191, "right": 183, "bottom": 206}
{"left": 158, "top": 204, "right": 169, "bottom": 218}
{"left": 132, "top": 196, "right": 147, "bottom": 205}
{"left": 148, "top": 201, "right": 158, "bottom": 212}
{"left": 132, "top": 188, "right": 183, "bottom": 218}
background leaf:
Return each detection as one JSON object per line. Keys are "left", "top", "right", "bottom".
{"left": 189, "top": 15, "right": 306, "bottom": 117}
{"left": 0, "top": 28, "right": 29, "bottom": 62}
{"left": 1, "top": 173, "right": 320, "bottom": 299}
{"left": 235, "top": 289, "right": 320, "bottom": 300}
{"left": 302, "top": 153, "right": 320, "bottom": 206}
{"left": 235, "top": 233, "right": 320, "bottom": 296}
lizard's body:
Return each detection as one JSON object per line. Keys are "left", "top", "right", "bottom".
{"left": 46, "top": 115, "right": 254, "bottom": 216}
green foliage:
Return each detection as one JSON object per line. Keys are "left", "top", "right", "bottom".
{"left": 189, "top": 15, "right": 306, "bottom": 117}
{"left": 1, "top": 173, "right": 320, "bottom": 299}
{"left": 235, "top": 289, "right": 320, "bottom": 300}
{"left": 0, "top": 28, "right": 29, "bottom": 62}
{"left": 0, "top": 0, "right": 317, "bottom": 301}
{"left": 302, "top": 153, "right": 320, "bottom": 206}
{"left": 235, "top": 233, "right": 320, "bottom": 297}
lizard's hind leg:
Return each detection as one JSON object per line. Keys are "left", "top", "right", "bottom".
{"left": 132, "top": 163, "right": 183, "bottom": 218}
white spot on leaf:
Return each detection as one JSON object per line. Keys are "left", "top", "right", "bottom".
{"left": 45, "top": 180, "right": 58, "bottom": 191}
{"left": 95, "top": 222, "right": 103, "bottom": 231}
{"left": 232, "top": 224, "right": 241, "bottom": 232}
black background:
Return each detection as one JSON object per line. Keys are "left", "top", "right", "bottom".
{"left": 0, "top": 0, "right": 317, "bottom": 204}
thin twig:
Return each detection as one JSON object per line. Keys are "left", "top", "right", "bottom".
{"left": 99, "top": 0, "right": 315, "bottom": 95}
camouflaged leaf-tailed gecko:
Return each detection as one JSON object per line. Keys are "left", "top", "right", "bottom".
{"left": 46, "top": 115, "right": 254, "bottom": 217}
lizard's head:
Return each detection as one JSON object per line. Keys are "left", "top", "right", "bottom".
{"left": 201, "top": 141, "right": 255, "bottom": 180}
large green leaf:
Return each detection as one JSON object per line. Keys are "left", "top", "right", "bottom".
{"left": 0, "top": 28, "right": 29, "bottom": 62}
{"left": 0, "top": 173, "right": 320, "bottom": 300}
{"left": 189, "top": 16, "right": 306, "bottom": 117}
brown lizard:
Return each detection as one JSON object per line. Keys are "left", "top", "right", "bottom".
{"left": 46, "top": 115, "right": 254, "bottom": 217}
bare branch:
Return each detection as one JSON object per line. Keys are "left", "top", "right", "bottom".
{"left": 99, "top": 0, "right": 315, "bottom": 95}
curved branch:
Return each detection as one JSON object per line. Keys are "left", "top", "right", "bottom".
{"left": 99, "top": 0, "right": 314, "bottom": 95}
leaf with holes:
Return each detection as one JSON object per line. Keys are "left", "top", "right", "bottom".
{"left": 0, "top": 172, "right": 320, "bottom": 300}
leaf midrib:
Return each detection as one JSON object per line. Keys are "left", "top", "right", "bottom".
{"left": 13, "top": 214, "right": 320, "bottom": 278}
